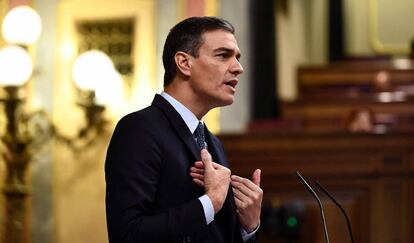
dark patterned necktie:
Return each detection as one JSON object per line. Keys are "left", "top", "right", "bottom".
{"left": 194, "top": 122, "right": 207, "bottom": 150}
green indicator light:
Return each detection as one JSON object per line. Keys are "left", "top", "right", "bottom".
{"left": 287, "top": 217, "right": 298, "bottom": 227}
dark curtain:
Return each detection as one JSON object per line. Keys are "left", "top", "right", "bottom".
{"left": 328, "top": 0, "right": 345, "bottom": 62}
{"left": 250, "top": 0, "right": 279, "bottom": 119}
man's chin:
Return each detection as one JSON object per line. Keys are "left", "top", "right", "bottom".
{"left": 220, "top": 97, "right": 235, "bottom": 107}
{"left": 210, "top": 94, "right": 235, "bottom": 108}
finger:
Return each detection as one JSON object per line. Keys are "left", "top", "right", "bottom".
{"left": 190, "top": 167, "right": 204, "bottom": 174}
{"left": 232, "top": 187, "right": 250, "bottom": 206}
{"left": 201, "top": 149, "right": 213, "bottom": 170}
{"left": 252, "top": 169, "right": 261, "bottom": 187}
{"left": 231, "top": 175, "right": 258, "bottom": 192}
{"left": 232, "top": 182, "right": 252, "bottom": 199}
{"left": 193, "top": 178, "right": 205, "bottom": 187}
{"left": 212, "top": 162, "right": 222, "bottom": 169}
{"left": 193, "top": 161, "right": 204, "bottom": 168}
{"left": 197, "top": 154, "right": 221, "bottom": 170}
{"left": 190, "top": 172, "right": 205, "bottom": 182}
{"left": 232, "top": 179, "right": 263, "bottom": 200}
{"left": 233, "top": 196, "right": 244, "bottom": 210}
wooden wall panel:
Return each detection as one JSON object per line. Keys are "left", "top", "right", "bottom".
{"left": 219, "top": 132, "right": 414, "bottom": 243}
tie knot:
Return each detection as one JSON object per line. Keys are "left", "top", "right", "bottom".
{"left": 194, "top": 122, "right": 207, "bottom": 150}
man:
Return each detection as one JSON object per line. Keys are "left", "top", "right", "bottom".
{"left": 105, "top": 16, "right": 263, "bottom": 243}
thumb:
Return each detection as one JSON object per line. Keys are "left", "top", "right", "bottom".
{"left": 201, "top": 149, "right": 213, "bottom": 170}
{"left": 252, "top": 169, "right": 261, "bottom": 187}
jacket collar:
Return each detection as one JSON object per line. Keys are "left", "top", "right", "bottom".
{"left": 152, "top": 94, "right": 201, "bottom": 160}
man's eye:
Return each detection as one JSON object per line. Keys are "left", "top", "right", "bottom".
{"left": 217, "top": 53, "right": 229, "bottom": 58}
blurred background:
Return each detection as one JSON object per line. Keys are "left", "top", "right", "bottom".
{"left": 0, "top": 0, "right": 413, "bottom": 242}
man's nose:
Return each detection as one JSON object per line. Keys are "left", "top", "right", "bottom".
{"left": 231, "top": 59, "right": 244, "bottom": 75}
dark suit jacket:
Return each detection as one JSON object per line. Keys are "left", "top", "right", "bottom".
{"left": 105, "top": 94, "right": 246, "bottom": 243}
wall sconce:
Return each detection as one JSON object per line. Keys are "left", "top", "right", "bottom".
{"left": 0, "top": 6, "right": 42, "bottom": 243}
{"left": 0, "top": 6, "right": 121, "bottom": 243}
{"left": 66, "top": 50, "right": 123, "bottom": 149}
{"left": 0, "top": 44, "right": 36, "bottom": 243}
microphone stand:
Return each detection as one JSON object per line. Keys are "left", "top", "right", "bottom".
{"left": 315, "top": 181, "right": 355, "bottom": 243}
{"left": 295, "top": 171, "right": 330, "bottom": 243}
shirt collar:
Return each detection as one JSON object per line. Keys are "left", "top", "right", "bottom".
{"left": 160, "top": 91, "right": 201, "bottom": 133}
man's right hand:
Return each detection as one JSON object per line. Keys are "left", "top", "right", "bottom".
{"left": 199, "top": 149, "right": 231, "bottom": 213}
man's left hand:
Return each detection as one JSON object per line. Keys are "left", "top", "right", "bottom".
{"left": 231, "top": 169, "right": 263, "bottom": 233}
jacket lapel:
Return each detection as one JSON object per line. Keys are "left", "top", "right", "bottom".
{"left": 152, "top": 94, "right": 201, "bottom": 161}
{"left": 204, "top": 125, "right": 225, "bottom": 166}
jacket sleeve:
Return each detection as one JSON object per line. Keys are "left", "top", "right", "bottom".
{"left": 105, "top": 114, "right": 208, "bottom": 243}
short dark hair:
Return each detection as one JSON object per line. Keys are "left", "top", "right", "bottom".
{"left": 162, "top": 16, "right": 235, "bottom": 87}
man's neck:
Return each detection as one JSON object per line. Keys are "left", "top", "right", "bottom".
{"left": 164, "top": 86, "right": 210, "bottom": 120}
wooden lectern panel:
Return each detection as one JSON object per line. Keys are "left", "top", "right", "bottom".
{"left": 219, "top": 132, "right": 414, "bottom": 243}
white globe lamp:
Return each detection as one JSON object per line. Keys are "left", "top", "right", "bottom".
{"left": 72, "top": 50, "right": 116, "bottom": 92}
{"left": 2, "top": 6, "right": 42, "bottom": 45}
{"left": 0, "top": 45, "right": 33, "bottom": 86}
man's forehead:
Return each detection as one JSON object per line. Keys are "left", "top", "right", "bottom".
{"left": 201, "top": 30, "right": 240, "bottom": 52}
{"left": 201, "top": 29, "right": 236, "bottom": 41}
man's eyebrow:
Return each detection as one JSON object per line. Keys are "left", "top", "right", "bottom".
{"left": 213, "top": 47, "right": 242, "bottom": 58}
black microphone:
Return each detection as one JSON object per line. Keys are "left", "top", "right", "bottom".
{"left": 315, "top": 181, "right": 355, "bottom": 243}
{"left": 295, "top": 171, "right": 330, "bottom": 243}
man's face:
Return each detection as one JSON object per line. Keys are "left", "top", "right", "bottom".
{"left": 188, "top": 29, "right": 244, "bottom": 108}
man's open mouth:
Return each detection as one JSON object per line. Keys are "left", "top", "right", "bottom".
{"left": 225, "top": 80, "right": 238, "bottom": 88}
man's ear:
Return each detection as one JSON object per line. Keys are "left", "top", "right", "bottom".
{"left": 174, "top": 51, "right": 191, "bottom": 77}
